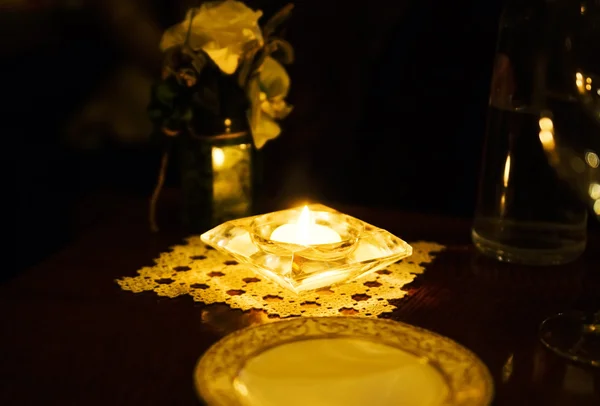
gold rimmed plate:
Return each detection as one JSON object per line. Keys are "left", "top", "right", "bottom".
{"left": 194, "top": 317, "right": 494, "bottom": 406}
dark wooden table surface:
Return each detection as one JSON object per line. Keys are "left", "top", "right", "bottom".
{"left": 2, "top": 192, "right": 599, "bottom": 406}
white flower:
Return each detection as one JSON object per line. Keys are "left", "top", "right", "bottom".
{"left": 247, "top": 57, "right": 292, "bottom": 149}
{"left": 160, "top": 0, "right": 263, "bottom": 75}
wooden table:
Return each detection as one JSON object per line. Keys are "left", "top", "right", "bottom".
{"left": 2, "top": 193, "right": 599, "bottom": 405}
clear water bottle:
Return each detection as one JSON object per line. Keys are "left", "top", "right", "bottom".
{"left": 472, "top": 0, "right": 588, "bottom": 265}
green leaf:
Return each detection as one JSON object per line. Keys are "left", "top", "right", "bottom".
{"left": 250, "top": 48, "right": 270, "bottom": 79}
{"left": 185, "top": 47, "right": 208, "bottom": 75}
{"left": 247, "top": 106, "right": 281, "bottom": 149}
{"left": 162, "top": 45, "right": 208, "bottom": 78}
{"left": 262, "top": 3, "right": 294, "bottom": 40}
{"left": 259, "top": 57, "right": 290, "bottom": 98}
{"left": 237, "top": 40, "right": 262, "bottom": 89}
{"left": 267, "top": 38, "right": 295, "bottom": 64}
{"left": 247, "top": 76, "right": 262, "bottom": 132}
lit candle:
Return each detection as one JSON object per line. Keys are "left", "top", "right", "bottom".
{"left": 270, "top": 206, "right": 342, "bottom": 245}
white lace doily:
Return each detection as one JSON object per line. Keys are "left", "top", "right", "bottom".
{"left": 117, "top": 237, "right": 444, "bottom": 318}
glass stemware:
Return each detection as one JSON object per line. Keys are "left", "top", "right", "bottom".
{"left": 539, "top": 311, "right": 599, "bottom": 367}
{"left": 537, "top": 0, "right": 600, "bottom": 368}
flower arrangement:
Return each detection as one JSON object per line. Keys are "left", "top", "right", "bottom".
{"left": 148, "top": 0, "right": 294, "bottom": 232}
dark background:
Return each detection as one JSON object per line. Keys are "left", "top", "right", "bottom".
{"left": 7, "top": 0, "right": 504, "bottom": 276}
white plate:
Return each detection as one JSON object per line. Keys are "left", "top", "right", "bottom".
{"left": 194, "top": 317, "right": 494, "bottom": 406}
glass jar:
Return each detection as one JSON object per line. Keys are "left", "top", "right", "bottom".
{"left": 471, "top": 0, "right": 588, "bottom": 265}
{"left": 178, "top": 71, "right": 262, "bottom": 233}
{"left": 178, "top": 129, "right": 258, "bottom": 233}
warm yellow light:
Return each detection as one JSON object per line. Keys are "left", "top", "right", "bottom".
{"left": 212, "top": 147, "right": 225, "bottom": 169}
{"left": 297, "top": 206, "right": 312, "bottom": 244}
{"left": 586, "top": 84, "right": 592, "bottom": 91}
{"left": 576, "top": 72, "right": 583, "bottom": 80}
{"left": 503, "top": 154, "right": 511, "bottom": 187}
{"left": 586, "top": 151, "right": 600, "bottom": 168}
{"left": 539, "top": 130, "right": 555, "bottom": 150}
{"left": 224, "top": 118, "right": 232, "bottom": 127}
{"left": 270, "top": 206, "right": 342, "bottom": 246}
{"left": 590, "top": 183, "right": 600, "bottom": 200}
{"left": 594, "top": 200, "right": 600, "bottom": 216}
{"left": 581, "top": 4, "right": 586, "bottom": 14}
{"left": 586, "top": 77, "right": 592, "bottom": 84}
{"left": 233, "top": 379, "right": 249, "bottom": 397}
{"left": 539, "top": 117, "right": 553, "bottom": 131}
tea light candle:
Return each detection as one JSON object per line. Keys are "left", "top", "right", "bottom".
{"left": 270, "top": 206, "right": 342, "bottom": 245}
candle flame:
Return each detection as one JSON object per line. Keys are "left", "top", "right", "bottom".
{"left": 297, "top": 206, "right": 312, "bottom": 245}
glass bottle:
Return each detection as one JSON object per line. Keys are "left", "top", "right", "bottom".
{"left": 472, "top": 0, "right": 588, "bottom": 265}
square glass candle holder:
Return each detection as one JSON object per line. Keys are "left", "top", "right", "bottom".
{"left": 200, "top": 204, "right": 413, "bottom": 294}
